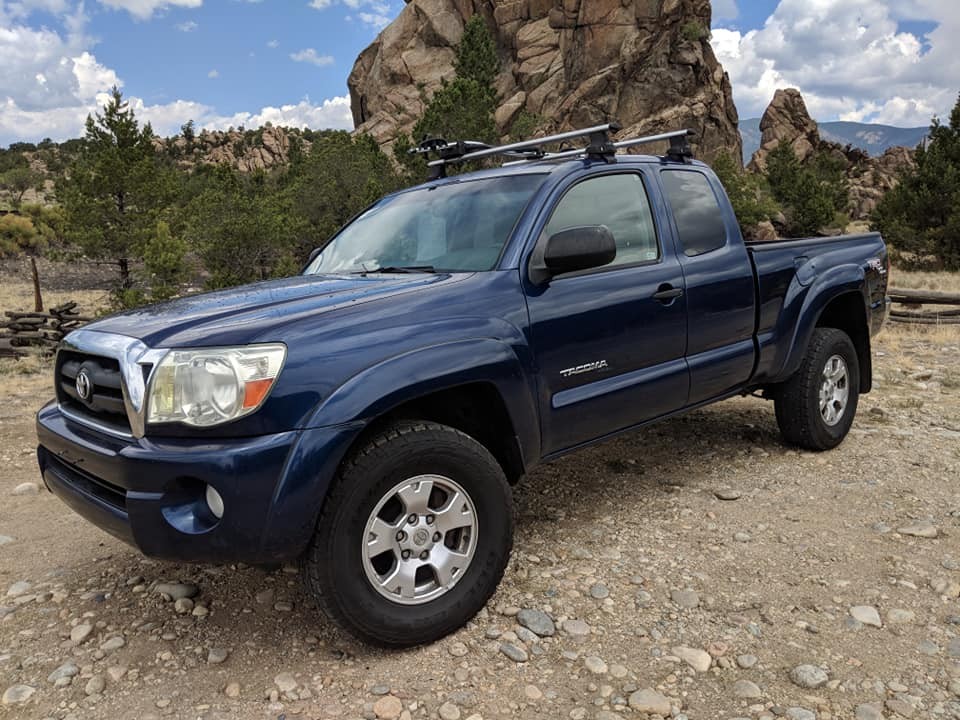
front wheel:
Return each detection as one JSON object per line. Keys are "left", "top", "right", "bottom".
{"left": 774, "top": 327, "right": 860, "bottom": 451}
{"left": 302, "top": 421, "right": 513, "bottom": 646}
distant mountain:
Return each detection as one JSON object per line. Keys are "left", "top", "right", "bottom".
{"left": 739, "top": 118, "right": 927, "bottom": 164}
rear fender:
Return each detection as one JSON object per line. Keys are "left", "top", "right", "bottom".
{"left": 773, "top": 263, "right": 867, "bottom": 382}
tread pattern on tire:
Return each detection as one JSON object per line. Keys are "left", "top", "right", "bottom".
{"left": 775, "top": 327, "right": 858, "bottom": 451}
{"left": 302, "top": 420, "right": 513, "bottom": 646}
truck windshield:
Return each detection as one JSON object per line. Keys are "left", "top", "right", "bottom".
{"left": 304, "top": 174, "right": 545, "bottom": 274}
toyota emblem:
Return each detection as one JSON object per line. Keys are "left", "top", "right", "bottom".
{"left": 76, "top": 369, "right": 92, "bottom": 401}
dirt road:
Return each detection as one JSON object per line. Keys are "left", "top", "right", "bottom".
{"left": 1, "top": 323, "right": 959, "bottom": 720}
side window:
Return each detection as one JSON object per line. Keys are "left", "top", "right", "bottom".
{"left": 545, "top": 174, "right": 659, "bottom": 268}
{"left": 661, "top": 170, "right": 727, "bottom": 257}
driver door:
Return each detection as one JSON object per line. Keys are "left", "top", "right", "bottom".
{"left": 524, "top": 170, "right": 689, "bottom": 455}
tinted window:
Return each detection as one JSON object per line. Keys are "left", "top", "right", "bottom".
{"left": 546, "top": 174, "right": 659, "bottom": 267}
{"left": 661, "top": 170, "right": 727, "bottom": 256}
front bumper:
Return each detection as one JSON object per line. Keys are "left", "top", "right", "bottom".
{"left": 36, "top": 402, "right": 360, "bottom": 564}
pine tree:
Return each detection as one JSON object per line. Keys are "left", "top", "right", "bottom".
{"left": 58, "top": 87, "right": 177, "bottom": 296}
{"left": 872, "top": 93, "right": 960, "bottom": 269}
{"left": 395, "top": 14, "right": 501, "bottom": 182}
{"left": 712, "top": 151, "right": 777, "bottom": 234}
{"left": 142, "top": 220, "right": 188, "bottom": 301}
{"left": 765, "top": 143, "right": 847, "bottom": 236}
{"left": 183, "top": 165, "right": 295, "bottom": 289}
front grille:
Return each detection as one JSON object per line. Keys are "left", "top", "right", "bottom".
{"left": 57, "top": 350, "right": 131, "bottom": 434}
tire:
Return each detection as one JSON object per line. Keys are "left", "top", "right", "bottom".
{"left": 774, "top": 327, "right": 860, "bottom": 451}
{"left": 302, "top": 420, "right": 514, "bottom": 646}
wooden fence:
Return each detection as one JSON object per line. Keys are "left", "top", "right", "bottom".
{"left": 0, "top": 302, "right": 91, "bottom": 358}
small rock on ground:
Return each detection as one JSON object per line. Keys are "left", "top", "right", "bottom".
{"left": 850, "top": 605, "right": 883, "bottom": 627}
{"left": 2, "top": 685, "right": 36, "bottom": 705}
{"left": 789, "top": 664, "right": 829, "bottom": 689}
{"left": 897, "top": 520, "right": 938, "bottom": 538}
{"left": 438, "top": 701, "right": 461, "bottom": 720}
{"left": 516, "top": 608, "right": 555, "bottom": 637}
{"left": 628, "top": 688, "right": 671, "bottom": 715}
{"left": 733, "top": 679, "right": 762, "bottom": 698}
{"left": 154, "top": 582, "right": 199, "bottom": 601}
{"left": 499, "top": 643, "right": 528, "bottom": 663}
{"left": 373, "top": 694, "right": 403, "bottom": 720}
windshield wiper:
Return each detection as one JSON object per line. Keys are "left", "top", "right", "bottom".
{"left": 356, "top": 265, "right": 437, "bottom": 274}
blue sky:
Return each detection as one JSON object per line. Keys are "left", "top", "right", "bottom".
{"left": 0, "top": 0, "right": 957, "bottom": 145}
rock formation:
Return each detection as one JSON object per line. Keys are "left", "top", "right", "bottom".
{"left": 747, "top": 88, "right": 819, "bottom": 172}
{"left": 154, "top": 125, "right": 311, "bottom": 173}
{"left": 348, "top": 0, "right": 742, "bottom": 163}
{"left": 748, "top": 87, "right": 916, "bottom": 220}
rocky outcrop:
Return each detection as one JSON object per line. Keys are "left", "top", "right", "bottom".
{"left": 748, "top": 88, "right": 819, "bottom": 172}
{"left": 349, "top": 0, "right": 742, "bottom": 163}
{"left": 154, "top": 125, "right": 311, "bottom": 173}
{"left": 848, "top": 146, "right": 916, "bottom": 219}
{"left": 748, "top": 87, "right": 916, "bottom": 220}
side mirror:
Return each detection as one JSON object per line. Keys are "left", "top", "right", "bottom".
{"left": 533, "top": 225, "right": 616, "bottom": 283}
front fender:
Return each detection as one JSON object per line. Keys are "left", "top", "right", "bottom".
{"left": 305, "top": 338, "right": 540, "bottom": 465}
{"left": 767, "top": 263, "right": 867, "bottom": 383}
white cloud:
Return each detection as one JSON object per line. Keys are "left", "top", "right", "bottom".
{"left": 712, "top": 0, "right": 960, "bottom": 125}
{"left": 357, "top": 11, "right": 389, "bottom": 28}
{"left": 266, "top": 38, "right": 278, "bottom": 48}
{"left": 95, "top": 0, "right": 202, "bottom": 20}
{"left": 176, "top": 19, "right": 197, "bottom": 31}
{"left": 207, "top": 68, "right": 218, "bottom": 78}
{"left": 309, "top": 0, "right": 394, "bottom": 27}
{"left": 289, "top": 47, "right": 334, "bottom": 66}
{"left": 0, "top": 3, "right": 352, "bottom": 144}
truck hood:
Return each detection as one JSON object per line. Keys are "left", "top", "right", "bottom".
{"left": 83, "top": 273, "right": 458, "bottom": 348}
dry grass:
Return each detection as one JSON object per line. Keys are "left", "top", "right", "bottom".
{"left": 890, "top": 266, "right": 960, "bottom": 293}
{"left": 0, "top": 279, "right": 107, "bottom": 316}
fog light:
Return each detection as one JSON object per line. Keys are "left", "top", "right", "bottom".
{"left": 205, "top": 485, "right": 224, "bottom": 519}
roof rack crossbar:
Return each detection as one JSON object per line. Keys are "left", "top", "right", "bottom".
{"left": 502, "top": 129, "right": 694, "bottom": 166}
{"left": 423, "top": 122, "right": 622, "bottom": 169}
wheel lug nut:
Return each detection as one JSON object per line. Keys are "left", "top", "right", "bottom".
{"left": 419, "top": 551, "right": 429, "bottom": 560}
{"left": 433, "top": 532, "right": 441, "bottom": 542}
{"left": 396, "top": 531, "right": 406, "bottom": 542}
{"left": 408, "top": 514, "right": 417, "bottom": 524}
{"left": 426, "top": 515, "right": 434, "bottom": 524}
{"left": 401, "top": 550, "right": 411, "bottom": 560}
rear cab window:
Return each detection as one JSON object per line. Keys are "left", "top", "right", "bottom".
{"left": 661, "top": 170, "right": 727, "bottom": 257}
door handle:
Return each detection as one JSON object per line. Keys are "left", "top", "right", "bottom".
{"left": 653, "top": 285, "right": 684, "bottom": 303}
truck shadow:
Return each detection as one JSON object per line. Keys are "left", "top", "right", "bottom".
{"left": 104, "top": 398, "right": 786, "bottom": 658}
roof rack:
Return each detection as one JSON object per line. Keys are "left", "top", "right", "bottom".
{"left": 409, "top": 123, "right": 694, "bottom": 179}
{"left": 503, "top": 129, "right": 695, "bottom": 166}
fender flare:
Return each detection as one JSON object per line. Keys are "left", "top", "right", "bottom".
{"left": 304, "top": 337, "right": 540, "bottom": 466}
{"left": 778, "top": 263, "right": 867, "bottom": 381}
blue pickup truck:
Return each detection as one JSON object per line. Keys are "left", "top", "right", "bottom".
{"left": 36, "top": 125, "right": 889, "bottom": 645}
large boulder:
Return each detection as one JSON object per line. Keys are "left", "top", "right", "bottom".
{"left": 348, "top": 0, "right": 742, "bottom": 163}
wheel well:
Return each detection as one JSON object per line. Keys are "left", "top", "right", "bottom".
{"left": 816, "top": 292, "right": 872, "bottom": 393}
{"left": 347, "top": 383, "right": 526, "bottom": 484}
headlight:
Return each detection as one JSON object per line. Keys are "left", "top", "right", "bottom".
{"left": 147, "top": 344, "right": 286, "bottom": 427}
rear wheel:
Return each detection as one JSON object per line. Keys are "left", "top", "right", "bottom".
{"left": 774, "top": 327, "right": 860, "bottom": 451}
{"left": 302, "top": 421, "right": 513, "bottom": 646}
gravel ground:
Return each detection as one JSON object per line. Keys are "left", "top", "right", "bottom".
{"left": 1, "top": 324, "right": 959, "bottom": 720}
